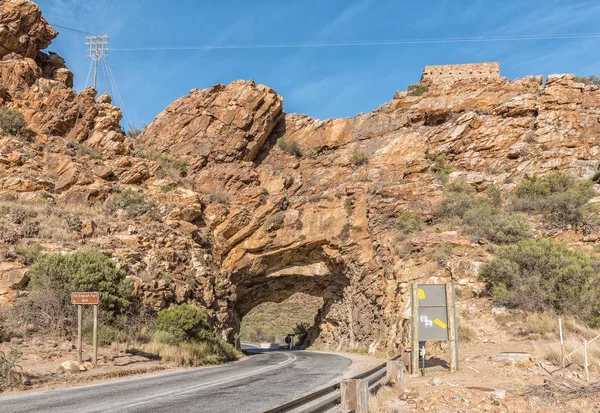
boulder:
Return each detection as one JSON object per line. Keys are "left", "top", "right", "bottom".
{"left": 0, "top": 0, "right": 57, "bottom": 60}
{"left": 139, "top": 80, "right": 283, "bottom": 164}
{"left": 60, "top": 360, "right": 87, "bottom": 373}
{"left": 0, "top": 261, "right": 29, "bottom": 290}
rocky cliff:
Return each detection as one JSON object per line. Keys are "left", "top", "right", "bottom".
{"left": 1, "top": 0, "right": 600, "bottom": 351}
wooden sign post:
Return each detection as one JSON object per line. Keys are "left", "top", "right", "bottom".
{"left": 71, "top": 292, "right": 100, "bottom": 366}
{"left": 411, "top": 283, "right": 458, "bottom": 374}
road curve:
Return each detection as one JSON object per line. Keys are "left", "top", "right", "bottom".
{"left": 0, "top": 350, "right": 351, "bottom": 413}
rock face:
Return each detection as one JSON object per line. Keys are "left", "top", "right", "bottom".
{"left": 1, "top": 1, "right": 600, "bottom": 351}
{"left": 140, "top": 81, "right": 283, "bottom": 166}
{"left": 0, "top": 0, "right": 57, "bottom": 60}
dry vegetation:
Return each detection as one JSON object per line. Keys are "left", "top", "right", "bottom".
{"left": 0, "top": 194, "right": 111, "bottom": 248}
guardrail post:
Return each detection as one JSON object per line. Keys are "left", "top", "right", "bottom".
{"left": 341, "top": 378, "right": 368, "bottom": 413}
{"left": 387, "top": 359, "right": 405, "bottom": 387}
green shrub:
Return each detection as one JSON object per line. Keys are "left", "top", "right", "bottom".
{"left": 426, "top": 244, "right": 453, "bottom": 267}
{"left": 408, "top": 83, "right": 429, "bottom": 96}
{"left": 155, "top": 304, "right": 210, "bottom": 344}
{"left": 479, "top": 238, "right": 600, "bottom": 322}
{"left": 69, "top": 141, "right": 101, "bottom": 160}
{"left": 159, "top": 155, "right": 187, "bottom": 176}
{"left": 512, "top": 173, "right": 595, "bottom": 228}
{"left": 0, "top": 106, "right": 26, "bottom": 135}
{"left": 573, "top": 75, "right": 600, "bottom": 85}
{"left": 463, "top": 204, "right": 531, "bottom": 244}
{"left": 396, "top": 211, "right": 424, "bottom": 234}
{"left": 160, "top": 184, "right": 177, "bottom": 193}
{"left": 350, "top": 150, "right": 369, "bottom": 166}
{"left": 592, "top": 170, "right": 600, "bottom": 183}
{"left": 435, "top": 179, "right": 476, "bottom": 219}
{"left": 436, "top": 182, "right": 532, "bottom": 244}
{"left": 430, "top": 155, "right": 454, "bottom": 178}
{"left": 28, "top": 250, "right": 132, "bottom": 321}
{"left": 15, "top": 242, "right": 43, "bottom": 265}
{"left": 108, "top": 189, "right": 154, "bottom": 218}
{"left": 96, "top": 325, "right": 126, "bottom": 346}
{"left": 147, "top": 304, "right": 238, "bottom": 366}
{"left": 277, "top": 138, "right": 302, "bottom": 157}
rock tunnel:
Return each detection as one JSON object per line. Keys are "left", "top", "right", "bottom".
{"left": 225, "top": 241, "right": 353, "bottom": 349}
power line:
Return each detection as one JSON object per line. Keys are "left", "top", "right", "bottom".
{"left": 110, "top": 32, "right": 600, "bottom": 52}
{"left": 85, "top": 59, "right": 94, "bottom": 87}
{"left": 101, "top": 57, "right": 133, "bottom": 129}
{"left": 49, "top": 23, "right": 93, "bottom": 36}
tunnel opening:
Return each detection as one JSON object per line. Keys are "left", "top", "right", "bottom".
{"left": 239, "top": 292, "right": 324, "bottom": 346}
{"left": 227, "top": 242, "right": 352, "bottom": 350}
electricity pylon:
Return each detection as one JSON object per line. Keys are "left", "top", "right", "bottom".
{"left": 85, "top": 35, "right": 109, "bottom": 90}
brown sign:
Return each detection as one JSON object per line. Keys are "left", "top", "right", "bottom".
{"left": 71, "top": 292, "right": 100, "bottom": 305}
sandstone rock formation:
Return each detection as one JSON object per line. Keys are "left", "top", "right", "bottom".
{"left": 1, "top": 0, "right": 600, "bottom": 351}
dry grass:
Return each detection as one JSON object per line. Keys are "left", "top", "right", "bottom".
{"left": 368, "top": 383, "right": 397, "bottom": 413}
{"left": 545, "top": 338, "right": 600, "bottom": 366}
{"left": 0, "top": 196, "right": 110, "bottom": 246}
{"left": 542, "top": 318, "right": 600, "bottom": 367}
{"left": 458, "top": 323, "right": 477, "bottom": 343}
{"left": 141, "top": 338, "right": 240, "bottom": 367}
{"left": 521, "top": 312, "right": 557, "bottom": 337}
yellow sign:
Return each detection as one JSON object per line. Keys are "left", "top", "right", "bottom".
{"left": 418, "top": 288, "right": 426, "bottom": 300}
{"left": 433, "top": 318, "right": 447, "bottom": 329}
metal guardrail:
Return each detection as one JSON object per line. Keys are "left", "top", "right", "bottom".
{"left": 264, "top": 356, "right": 401, "bottom": 413}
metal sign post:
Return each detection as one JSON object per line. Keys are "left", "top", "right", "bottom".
{"left": 71, "top": 292, "right": 100, "bottom": 366}
{"left": 410, "top": 283, "right": 458, "bottom": 374}
{"left": 77, "top": 304, "right": 83, "bottom": 363}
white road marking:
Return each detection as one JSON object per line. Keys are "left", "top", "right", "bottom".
{"left": 122, "top": 352, "right": 297, "bottom": 409}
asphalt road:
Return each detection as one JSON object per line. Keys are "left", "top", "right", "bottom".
{"left": 0, "top": 349, "right": 351, "bottom": 413}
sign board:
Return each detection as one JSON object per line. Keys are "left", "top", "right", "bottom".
{"left": 71, "top": 292, "right": 100, "bottom": 305}
{"left": 416, "top": 284, "right": 449, "bottom": 341}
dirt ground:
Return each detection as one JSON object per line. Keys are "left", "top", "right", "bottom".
{"left": 0, "top": 336, "right": 187, "bottom": 394}
{"left": 373, "top": 298, "right": 600, "bottom": 413}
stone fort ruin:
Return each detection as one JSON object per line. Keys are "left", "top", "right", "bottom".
{"left": 420, "top": 62, "right": 501, "bottom": 86}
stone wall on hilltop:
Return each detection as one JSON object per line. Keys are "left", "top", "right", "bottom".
{"left": 421, "top": 62, "right": 501, "bottom": 87}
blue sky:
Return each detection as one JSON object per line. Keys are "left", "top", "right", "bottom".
{"left": 36, "top": 0, "right": 600, "bottom": 130}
